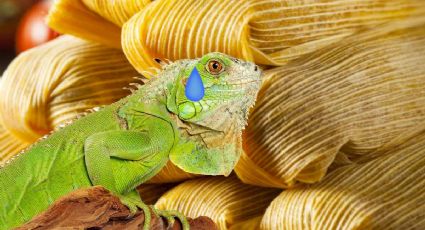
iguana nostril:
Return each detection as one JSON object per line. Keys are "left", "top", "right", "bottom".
{"left": 181, "top": 77, "right": 188, "bottom": 86}
{"left": 254, "top": 65, "right": 258, "bottom": 71}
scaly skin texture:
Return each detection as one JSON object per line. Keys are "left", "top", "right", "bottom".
{"left": 0, "top": 52, "right": 261, "bottom": 230}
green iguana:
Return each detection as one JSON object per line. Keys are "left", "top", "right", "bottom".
{"left": 0, "top": 52, "right": 261, "bottom": 229}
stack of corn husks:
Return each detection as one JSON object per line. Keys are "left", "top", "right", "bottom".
{"left": 1, "top": 0, "right": 425, "bottom": 229}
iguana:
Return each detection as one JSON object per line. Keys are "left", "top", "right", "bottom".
{"left": 0, "top": 52, "right": 261, "bottom": 229}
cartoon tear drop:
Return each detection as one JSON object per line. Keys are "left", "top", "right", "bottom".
{"left": 185, "top": 67, "right": 205, "bottom": 101}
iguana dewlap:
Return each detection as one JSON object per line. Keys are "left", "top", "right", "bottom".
{"left": 0, "top": 52, "right": 261, "bottom": 229}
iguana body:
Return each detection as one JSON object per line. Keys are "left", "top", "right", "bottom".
{"left": 0, "top": 53, "right": 261, "bottom": 229}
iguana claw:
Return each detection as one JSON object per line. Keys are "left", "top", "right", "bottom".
{"left": 119, "top": 192, "right": 152, "bottom": 230}
{"left": 156, "top": 209, "right": 190, "bottom": 230}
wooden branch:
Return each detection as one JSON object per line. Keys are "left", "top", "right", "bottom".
{"left": 16, "top": 186, "right": 217, "bottom": 230}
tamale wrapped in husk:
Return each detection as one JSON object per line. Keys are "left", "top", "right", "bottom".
{"left": 47, "top": 0, "right": 122, "bottom": 48}
{"left": 155, "top": 176, "right": 281, "bottom": 229}
{"left": 121, "top": 0, "right": 255, "bottom": 74}
{"left": 0, "top": 35, "right": 138, "bottom": 143}
{"left": 47, "top": 0, "right": 153, "bottom": 48}
{"left": 260, "top": 126, "right": 425, "bottom": 230}
{"left": 236, "top": 16, "right": 425, "bottom": 188}
{"left": 121, "top": 0, "right": 424, "bottom": 75}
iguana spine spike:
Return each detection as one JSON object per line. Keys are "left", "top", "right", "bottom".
{"left": 140, "top": 71, "right": 155, "bottom": 79}
{"left": 133, "top": 76, "right": 148, "bottom": 84}
{"left": 129, "top": 83, "right": 143, "bottom": 89}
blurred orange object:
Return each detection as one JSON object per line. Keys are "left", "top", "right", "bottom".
{"left": 0, "top": 0, "right": 37, "bottom": 51}
{"left": 16, "top": 0, "right": 59, "bottom": 53}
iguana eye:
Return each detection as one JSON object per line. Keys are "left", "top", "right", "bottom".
{"left": 207, "top": 59, "right": 224, "bottom": 75}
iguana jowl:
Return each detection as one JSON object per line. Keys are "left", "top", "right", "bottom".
{"left": 0, "top": 52, "right": 261, "bottom": 229}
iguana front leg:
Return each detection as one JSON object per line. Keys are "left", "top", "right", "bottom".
{"left": 84, "top": 130, "right": 188, "bottom": 230}
{"left": 84, "top": 131, "right": 157, "bottom": 191}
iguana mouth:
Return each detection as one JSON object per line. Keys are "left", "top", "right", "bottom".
{"left": 228, "top": 79, "right": 261, "bottom": 85}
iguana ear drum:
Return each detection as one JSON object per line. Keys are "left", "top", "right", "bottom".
{"left": 185, "top": 67, "right": 205, "bottom": 102}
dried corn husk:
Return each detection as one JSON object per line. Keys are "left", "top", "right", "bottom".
{"left": 228, "top": 217, "right": 261, "bottom": 230}
{"left": 121, "top": 0, "right": 255, "bottom": 75}
{"left": 260, "top": 126, "right": 425, "bottom": 230}
{"left": 47, "top": 0, "right": 153, "bottom": 48}
{"left": 121, "top": 0, "right": 424, "bottom": 75}
{"left": 47, "top": 0, "right": 122, "bottom": 48}
{"left": 249, "top": 0, "right": 424, "bottom": 64}
{"left": 155, "top": 176, "right": 281, "bottom": 229}
{"left": 0, "top": 36, "right": 138, "bottom": 142}
{"left": 136, "top": 183, "right": 176, "bottom": 205}
{"left": 81, "top": 0, "right": 152, "bottom": 26}
{"left": 236, "top": 16, "right": 425, "bottom": 188}
{"left": 0, "top": 124, "right": 29, "bottom": 165}
{"left": 148, "top": 161, "right": 198, "bottom": 183}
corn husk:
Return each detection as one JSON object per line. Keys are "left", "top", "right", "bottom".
{"left": 228, "top": 217, "right": 261, "bottom": 230}
{"left": 47, "top": 0, "right": 122, "bottom": 48}
{"left": 236, "top": 16, "right": 425, "bottom": 188}
{"left": 260, "top": 126, "right": 425, "bottom": 230}
{"left": 81, "top": 0, "right": 152, "bottom": 26}
{"left": 249, "top": 0, "right": 424, "bottom": 65}
{"left": 0, "top": 124, "right": 29, "bottom": 165}
{"left": 155, "top": 176, "right": 281, "bottom": 229}
{"left": 121, "top": 0, "right": 424, "bottom": 75}
{"left": 121, "top": 0, "right": 255, "bottom": 75}
{"left": 45, "top": 0, "right": 425, "bottom": 74}
{"left": 136, "top": 183, "right": 176, "bottom": 205}
{"left": 47, "top": 0, "right": 153, "bottom": 48}
{"left": 0, "top": 36, "right": 138, "bottom": 143}
{"left": 147, "top": 161, "right": 198, "bottom": 183}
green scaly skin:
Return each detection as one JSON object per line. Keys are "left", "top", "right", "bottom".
{"left": 0, "top": 52, "right": 261, "bottom": 229}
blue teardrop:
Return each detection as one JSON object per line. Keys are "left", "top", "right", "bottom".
{"left": 185, "top": 67, "right": 205, "bottom": 101}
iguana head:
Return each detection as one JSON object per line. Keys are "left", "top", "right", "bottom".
{"left": 166, "top": 52, "right": 262, "bottom": 176}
